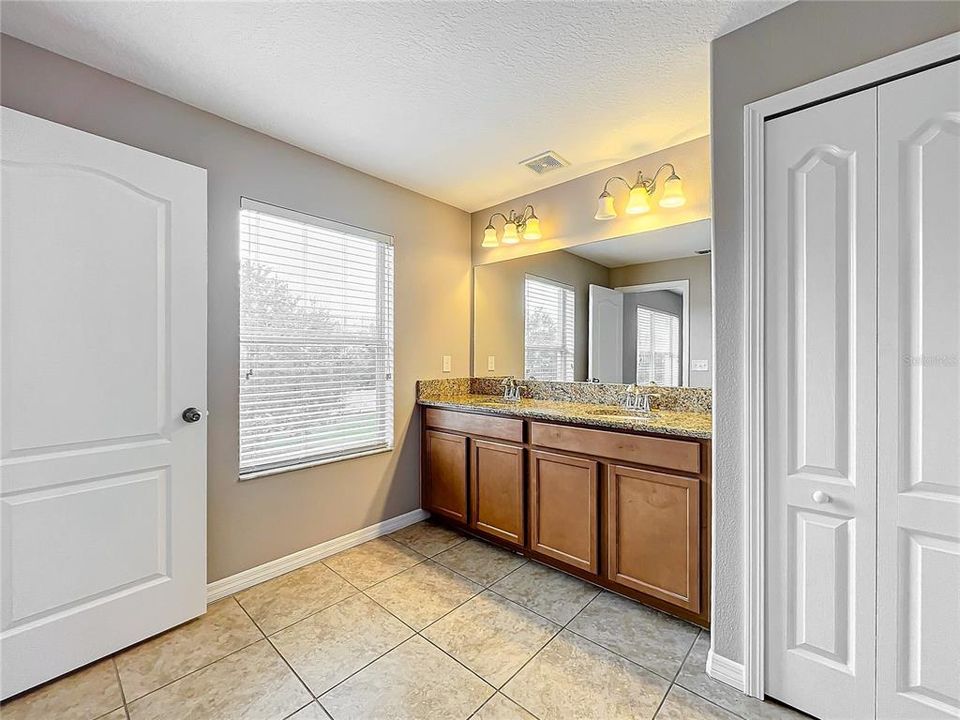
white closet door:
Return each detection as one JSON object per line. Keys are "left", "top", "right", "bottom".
{"left": 877, "top": 60, "right": 960, "bottom": 720}
{"left": 764, "top": 88, "right": 877, "bottom": 720}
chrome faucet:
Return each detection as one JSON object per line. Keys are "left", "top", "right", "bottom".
{"left": 501, "top": 376, "right": 525, "bottom": 402}
{"left": 622, "top": 384, "right": 658, "bottom": 414}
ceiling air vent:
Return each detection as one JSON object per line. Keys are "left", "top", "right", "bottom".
{"left": 520, "top": 151, "right": 569, "bottom": 175}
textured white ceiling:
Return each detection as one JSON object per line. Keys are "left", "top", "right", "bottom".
{"left": 1, "top": 1, "right": 788, "bottom": 211}
{"left": 567, "top": 219, "right": 712, "bottom": 267}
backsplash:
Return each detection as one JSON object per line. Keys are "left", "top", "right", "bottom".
{"left": 416, "top": 377, "right": 711, "bottom": 413}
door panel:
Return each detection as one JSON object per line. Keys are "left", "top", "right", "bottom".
{"left": 606, "top": 465, "right": 700, "bottom": 611}
{"left": 470, "top": 440, "right": 524, "bottom": 545}
{"left": 764, "top": 88, "right": 877, "bottom": 720}
{"left": 0, "top": 108, "right": 207, "bottom": 698}
{"left": 528, "top": 450, "right": 598, "bottom": 573}
{"left": 424, "top": 430, "right": 468, "bottom": 523}
{"left": 588, "top": 284, "right": 623, "bottom": 382}
{"left": 877, "top": 60, "right": 960, "bottom": 720}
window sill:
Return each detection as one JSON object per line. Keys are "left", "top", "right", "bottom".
{"left": 239, "top": 445, "right": 394, "bottom": 481}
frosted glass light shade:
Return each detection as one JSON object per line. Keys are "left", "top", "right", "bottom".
{"left": 595, "top": 192, "right": 617, "bottom": 220}
{"left": 522, "top": 216, "right": 541, "bottom": 240}
{"left": 481, "top": 225, "right": 499, "bottom": 248}
{"left": 501, "top": 222, "right": 520, "bottom": 244}
{"left": 659, "top": 175, "right": 686, "bottom": 208}
{"left": 626, "top": 185, "right": 651, "bottom": 215}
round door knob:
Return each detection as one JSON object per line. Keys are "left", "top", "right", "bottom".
{"left": 812, "top": 490, "right": 831, "bottom": 504}
{"left": 181, "top": 407, "right": 202, "bottom": 423}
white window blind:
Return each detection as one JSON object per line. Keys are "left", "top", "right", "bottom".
{"left": 524, "top": 275, "right": 575, "bottom": 381}
{"left": 239, "top": 198, "right": 394, "bottom": 478}
{"left": 636, "top": 306, "right": 680, "bottom": 386}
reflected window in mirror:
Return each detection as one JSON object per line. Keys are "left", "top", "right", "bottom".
{"left": 636, "top": 307, "right": 680, "bottom": 386}
{"left": 524, "top": 275, "right": 575, "bottom": 381}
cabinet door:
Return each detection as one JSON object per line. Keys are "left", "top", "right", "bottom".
{"left": 606, "top": 465, "right": 700, "bottom": 612}
{"left": 470, "top": 440, "right": 524, "bottom": 545}
{"left": 424, "top": 430, "right": 467, "bottom": 523}
{"left": 528, "top": 450, "right": 598, "bottom": 573}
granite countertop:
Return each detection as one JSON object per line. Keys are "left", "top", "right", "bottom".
{"left": 418, "top": 393, "right": 712, "bottom": 440}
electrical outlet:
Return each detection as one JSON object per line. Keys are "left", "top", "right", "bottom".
{"left": 442, "top": 355, "right": 452, "bottom": 373}
{"left": 487, "top": 355, "right": 496, "bottom": 372}
{"left": 693, "top": 359, "right": 709, "bottom": 372}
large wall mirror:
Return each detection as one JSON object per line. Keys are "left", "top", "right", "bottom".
{"left": 473, "top": 219, "right": 712, "bottom": 387}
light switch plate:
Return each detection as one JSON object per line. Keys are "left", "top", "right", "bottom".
{"left": 693, "top": 359, "right": 709, "bottom": 372}
{"left": 487, "top": 355, "right": 496, "bottom": 372}
{"left": 442, "top": 355, "right": 452, "bottom": 373}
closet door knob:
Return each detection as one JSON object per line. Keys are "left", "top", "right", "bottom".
{"left": 181, "top": 407, "right": 202, "bottom": 423}
{"left": 812, "top": 490, "right": 831, "bottom": 504}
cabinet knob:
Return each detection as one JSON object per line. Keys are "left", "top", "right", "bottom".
{"left": 812, "top": 490, "right": 831, "bottom": 504}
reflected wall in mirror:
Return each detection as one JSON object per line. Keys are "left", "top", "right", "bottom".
{"left": 473, "top": 219, "right": 712, "bottom": 387}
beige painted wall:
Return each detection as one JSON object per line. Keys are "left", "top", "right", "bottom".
{"left": 474, "top": 251, "right": 610, "bottom": 380}
{"left": 610, "top": 254, "right": 712, "bottom": 388}
{"left": 472, "top": 135, "right": 710, "bottom": 266}
{"left": 710, "top": 1, "right": 960, "bottom": 663}
{"left": 0, "top": 35, "right": 472, "bottom": 582}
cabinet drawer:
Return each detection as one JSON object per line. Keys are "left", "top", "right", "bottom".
{"left": 530, "top": 422, "right": 700, "bottom": 474}
{"left": 424, "top": 408, "right": 523, "bottom": 443}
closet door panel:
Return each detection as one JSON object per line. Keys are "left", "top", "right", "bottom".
{"left": 763, "top": 87, "right": 877, "bottom": 720}
{"left": 878, "top": 60, "right": 960, "bottom": 720}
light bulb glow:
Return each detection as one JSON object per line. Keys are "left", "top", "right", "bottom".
{"left": 522, "top": 215, "right": 541, "bottom": 240}
{"left": 594, "top": 192, "right": 617, "bottom": 220}
{"left": 659, "top": 175, "right": 686, "bottom": 208}
{"left": 501, "top": 222, "right": 520, "bottom": 244}
{"left": 626, "top": 185, "right": 651, "bottom": 215}
{"left": 481, "top": 225, "right": 499, "bottom": 248}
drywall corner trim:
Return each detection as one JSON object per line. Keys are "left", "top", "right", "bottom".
{"left": 707, "top": 648, "right": 746, "bottom": 693}
{"left": 206, "top": 508, "right": 429, "bottom": 602}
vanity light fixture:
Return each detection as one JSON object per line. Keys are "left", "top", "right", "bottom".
{"left": 594, "top": 163, "right": 686, "bottom": 221}
{"left": 482, "top": 205, "right": 541, "bottom": 248}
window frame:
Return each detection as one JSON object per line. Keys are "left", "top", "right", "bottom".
{"left": 238, "top": 197, "right": 394, "bottom": 480}
{"left": 522, "top": 273, "right": 576, "bottom": 382}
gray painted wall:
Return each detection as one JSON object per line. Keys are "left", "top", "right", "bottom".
{"left": 0, "top": 35, "right": 473, "bottom": 582}
{"left": 621, "top": 291, "right": 684, "bottom": 385}
{"left": 710, "top": 1, "right": 960, "bottom": 663}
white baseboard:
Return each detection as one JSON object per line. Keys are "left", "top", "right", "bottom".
{"left": 707, "top": 648, "right": 746, "bottom": 693}
{"left": 206, "top": 508, "right": 429, "bottom": 603}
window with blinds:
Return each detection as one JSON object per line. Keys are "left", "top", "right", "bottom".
{"left": 524, "top": 275, "right": 575, "bottom": 381}
{"left": 636, "top": 306, "right": 680, "bottom": 386}
{"left": 239, "top": 198, "right": 394, "bottom": 478}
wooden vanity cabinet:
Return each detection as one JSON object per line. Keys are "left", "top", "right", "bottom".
{"left": 422, "top": 406, "right": 711, "bottom": 627}
{"left": 528, "top": 450, "right": 599, "bottom": 573}
{"left": 606, "top": 464, "right": 701, "bottom": 612}
{"left": 423, "top": 429, "right": 468, "bottom": 523}
{"left": 470, "top": 440, "right": 524, "bottom": 545}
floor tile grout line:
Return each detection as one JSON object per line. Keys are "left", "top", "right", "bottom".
{"left": 413, "top": 632, "right": 500, "bottom": 696}
{"left": 114, "top": 634, "right": 265, "bottom": 709}
{"left": 314, "top": 633, "right": 424, "bottom": 700}
{"left": 279, "top": 698, "right": 319, "bottom": 720}
{"left": 650, "top": 628, "right": 700, "bottom": 719}
{"left": 110, "top": 657, "right": 130, "bottom": 719}
{"left": 233, "top": 597, "right": 317, "bottom": 706}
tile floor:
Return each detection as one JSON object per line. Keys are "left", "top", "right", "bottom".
{"left": 1, "top": 521, "right": 808, "bottom": 720}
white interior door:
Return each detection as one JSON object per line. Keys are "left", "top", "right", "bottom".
{"left": 0, "top": 108, "right": 207, "bottom": 698}
{"left": 877, "top": 60, "right": 960, "bottom": 720}
{"left": 588, "top": 284, "right": 623, "bottom": 382}
{"left": 763, "top": 88, "right": 877, "bottom": 720}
